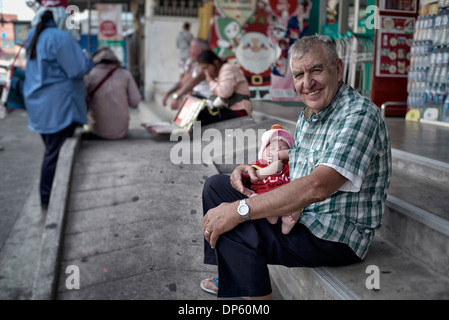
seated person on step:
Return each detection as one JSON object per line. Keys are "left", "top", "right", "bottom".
{"left": 162, "top": 38, "right": 211, "bottom": 110}
{"left": 200, "top": 35, "right": 392, "bottom": 299}
{"left": 197, "top": 50, "right": 252, "bottom": 126}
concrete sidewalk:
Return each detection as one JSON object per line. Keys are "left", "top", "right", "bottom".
{"left": 32, "top": 103, "right": 266, "bottom": 300}
{"left": 31, "top": 100, "right": 296, "bottom": 300}
{"left": 56, "top": 130, "right": 218, "bottom": 299}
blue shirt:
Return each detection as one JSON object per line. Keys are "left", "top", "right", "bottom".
{"left": 24, "top": 24, "right": 93, "bottom": 134}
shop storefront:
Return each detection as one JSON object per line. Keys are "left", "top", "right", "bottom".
{"left": 407, "top": 0, "right": 449, "bottom": 124}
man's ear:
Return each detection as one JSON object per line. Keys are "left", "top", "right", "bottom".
{"left": 336, "top": 58, "right": 344, "bottom": 82}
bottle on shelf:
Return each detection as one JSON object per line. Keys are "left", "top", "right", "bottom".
{"left": 441, "top": 8, "right": 449, "bottom": 45}
{"left": 434, "top": 46, "right": 443, "bottom": 84}
{"left": 442, "top": 94, "right": 449, "bottom": 122}
{"left": 439, "top": 46, "right": 449, "bottom": 85}
{"left": 427, "top": 46, "right": 437, "bottom": 83}
{"left": 436, "top": 82, "right": 446, "bottom": 118}
{"left": 434, "top": 9, "right": 444, "bottom": 46}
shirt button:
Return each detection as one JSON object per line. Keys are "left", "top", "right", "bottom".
{"left": 305, "top": 136, "right": 311, "bottom": 140}
{"left": 297, "top": 161, "right": 302, "bottom": 165}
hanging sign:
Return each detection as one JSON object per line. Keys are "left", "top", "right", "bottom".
{"left": 97, "top": 4, "right": 125, "bottom": 64}
{"left": 215, "top": 0, "right": 257, "bottom": 27}
{"left": 376, "top": 16, "right": 415, "bottom": 77}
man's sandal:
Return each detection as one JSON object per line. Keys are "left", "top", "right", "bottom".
{"left": 200, "top": 276, "right": 219, "bottom": 295}
{"left": 200, "top": 276, "right": 245, "bottom": 299}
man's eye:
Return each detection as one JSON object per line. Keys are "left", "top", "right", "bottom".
{"left": 311, "top": 69, "right": 322, "bottom": 74}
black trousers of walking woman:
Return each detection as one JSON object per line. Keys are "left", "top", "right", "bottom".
{"left": 202, "top": 174, "right": 361, "bottom": 298}
{"left": 39, "top": 123, "right": 78, "bottom": 205}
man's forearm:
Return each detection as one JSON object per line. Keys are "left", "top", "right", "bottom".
{"left": 244, "top": 165, "right": 348, "bottom": 220}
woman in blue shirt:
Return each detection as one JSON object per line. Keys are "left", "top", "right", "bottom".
{"left": 24, "top": 10, "right": 93, "bottom": 208}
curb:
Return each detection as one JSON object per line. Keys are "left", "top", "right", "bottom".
{"left": 31, "top": 129, "right": 82, "bottom": 300}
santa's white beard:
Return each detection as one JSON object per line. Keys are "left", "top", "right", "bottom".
{"left": 235, "top": 39, "right": 276, "bottom": 74}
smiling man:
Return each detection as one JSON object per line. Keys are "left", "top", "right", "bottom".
{"left": 200, "top": 35, "right": 392, "bottom": 300}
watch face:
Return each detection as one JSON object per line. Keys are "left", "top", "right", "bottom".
{"left": 239, "top": 204, "right": 249, "bottom": 215}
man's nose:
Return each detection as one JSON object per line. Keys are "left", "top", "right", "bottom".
{"left": 303, "top": 73, "right": 315, "bottom": 90}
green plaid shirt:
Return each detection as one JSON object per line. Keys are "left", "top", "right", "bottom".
{"left": 289, "top": 83, "right": 391, "bottom": 259}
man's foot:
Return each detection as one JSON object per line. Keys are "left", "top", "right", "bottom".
{"left": 200, "top": 276, "right": 218, "bottom": 295}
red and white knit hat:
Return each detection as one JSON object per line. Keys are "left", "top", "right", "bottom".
{"left": 258, "top": 124, "right": 294, "bottom": 160}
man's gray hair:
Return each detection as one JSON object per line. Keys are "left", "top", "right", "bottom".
{"left": 288, "top": 34, "right": 340, "bottom": 69}
{"left": 193, "top": 38, "right": 209, "bottom": 51}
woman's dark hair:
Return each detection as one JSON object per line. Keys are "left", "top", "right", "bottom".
{"left": 28, "top": 10, "right": 54, "bottom": 60}
{"left": 197, "top": 50, "right": 221, "bottom": 65}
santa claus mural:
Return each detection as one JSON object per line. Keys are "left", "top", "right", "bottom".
{"left": 235, "top": 30, "right": 279, "bottom": 99}
{"left": 211, "top": 0, "right": 311, "bottom": 100}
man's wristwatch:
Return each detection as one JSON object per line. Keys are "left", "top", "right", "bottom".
{"left": 237, "top": 199, "right": 251, "bottom": 221}
{"left": 172, "top": 93, "right": 180, "bottom": 100}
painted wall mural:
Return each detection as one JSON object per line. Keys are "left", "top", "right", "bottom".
{"left": 210, "top": 0, "right": 312, "bottom": 101}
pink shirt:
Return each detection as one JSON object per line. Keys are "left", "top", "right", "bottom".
{"left": 207, "top": 62, "right": 252, "bottom": 115}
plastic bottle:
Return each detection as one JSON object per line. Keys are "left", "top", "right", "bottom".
{"left": 442, "top": 9, "right": 449, "bottom": 45}
{"left": 427, "top": 46, "right": 437, "bottom": 83}
{"left": 436, "top": 82, "right": 446, "bottom": 116}
{"left": 418, "top": 16, "right": 427, "bottom": 41}
{"left": 442, "top": 94, "right": 449, "bottom": 122}
{"left": 434, "top": 46, "right": 443, "bottom": 84}
{"left": 434, "top": 9, "right": 443, "bottom": 46}
{"left": 414, "top": 16, "right": 420, "bottom": 42}
{"left": 439, "top": 46, "right": 449, "bottom": 84}
{"left": 428, "top": 14, "right": 436, "bottom": 43}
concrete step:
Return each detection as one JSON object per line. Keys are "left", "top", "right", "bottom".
{"left": 378, "top": 148, "right": 449, "bottom": 278}
{"left": 269, "top": 235, "right": 449, "bottom": 300}
{"left": 391, "top": 149, "right": 449, "bottom": 184}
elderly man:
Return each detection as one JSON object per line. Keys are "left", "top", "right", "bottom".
{"left": 162, "top": 38, "right": 211, "bottom": 110}
{"left": 201, "top": 35, "right": 391, "bottom": 299}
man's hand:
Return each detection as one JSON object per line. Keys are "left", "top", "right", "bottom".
{"left": 203, "top": 202, "right": 242, "bottom": 249}
{"left": 170, "top": 98, "right": 180, "bottom": 110}
{"left": 230, "top": 164, "right": 258, "bottom": 197}
{"left": 162, "top": 92, "right": 170, "bottom": 106}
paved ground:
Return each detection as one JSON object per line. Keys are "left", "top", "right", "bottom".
{"left": 0, "top": 106, "right": 230, "bottom": 300}
{"left": 0, "top": 109, "right": 45, "bottom": 300}
{"left": 56, "top": 129, "right": 218, "bottom": 299}
{"left": 5, "top": 101, "right": 447, "bottom": 301}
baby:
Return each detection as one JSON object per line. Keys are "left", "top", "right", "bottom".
{"left": 250, "top": 124, "right": 302, "bottom": 234}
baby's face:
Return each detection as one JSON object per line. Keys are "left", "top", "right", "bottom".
{"left": 261, "top": 140, "right": 290, "bottom": 163}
